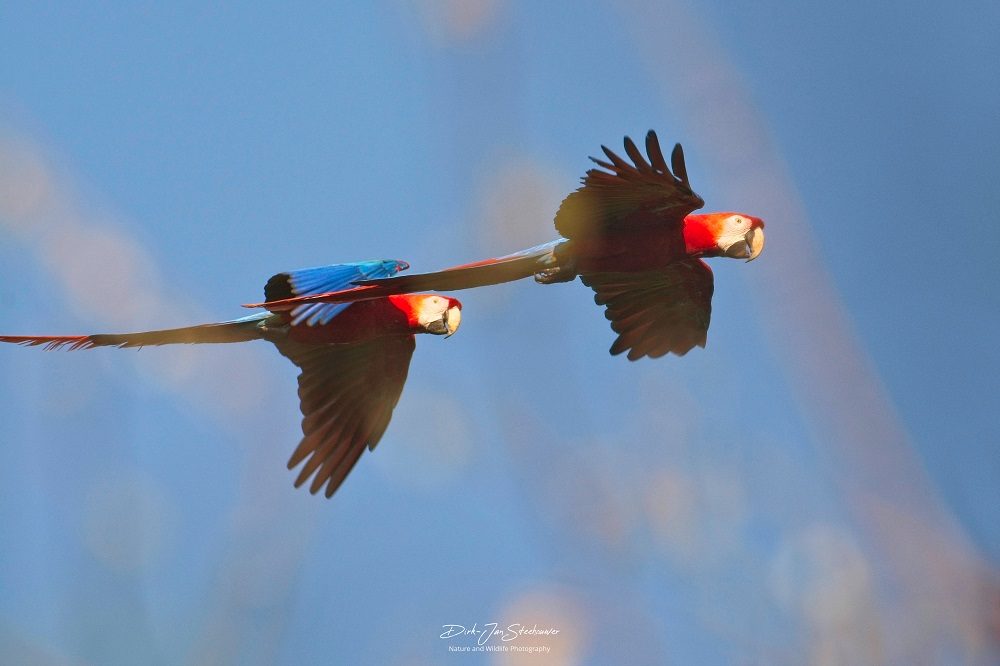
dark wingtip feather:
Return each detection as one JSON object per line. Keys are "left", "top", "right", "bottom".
{"left": 646, "top": 130, "right": 668, "bottom": 172}
{"left": 264, "top": 272, "right": 294, "bottom": 303}
{"left": 589, "top": 156, "right": 615, "bottom": 170}
{"left": 623, "top": 135, "right": 650, "bottom": 170}
{"left": 671, "top": 143, "right": 689, "bottom": 183}
{"left": 287, "top": 439, "right": 313, "bottom": 470}
{"left": 601, "top": 145, "right": 632, "bottom": 170}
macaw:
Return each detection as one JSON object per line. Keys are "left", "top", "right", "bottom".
{"left": 0, "top": 261, "right": 463, "bottom": 498}
{"left": 246, "top": 131, "right": 765, "bottom": 360}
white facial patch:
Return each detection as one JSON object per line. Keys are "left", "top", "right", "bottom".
{"left": 717, "top": 215, "right": 752, "bottom": 252}
{"left": 416, "top": 296, "right": 449, "bottom": 329}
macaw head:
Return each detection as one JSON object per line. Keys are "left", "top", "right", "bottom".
{"left": 683, "top": 212, "right": 766, "bottom": 262}
{"left": 411, "top": 295, "right": 463, "bottom": 337}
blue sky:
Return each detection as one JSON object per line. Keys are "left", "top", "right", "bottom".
{"left": 2, "top": 2, "right": 998, "bottom": 664}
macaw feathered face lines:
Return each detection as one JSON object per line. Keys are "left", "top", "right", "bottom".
{"left": 711, "top": 213, "right": 765, "bottom": 262}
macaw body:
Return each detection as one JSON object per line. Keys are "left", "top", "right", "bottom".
{"left": 248, "top": 131, "right": 765, "bottom": 360}
{"left": 0, "top": 260, "right": 462, "bottom": 498}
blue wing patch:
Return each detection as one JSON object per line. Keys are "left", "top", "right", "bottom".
{"left": 264, "top": 260, "right": 408, "bottom": 327}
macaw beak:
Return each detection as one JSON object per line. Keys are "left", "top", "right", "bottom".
{"left": 745, "top": 226, "right": 765, "bottom": 262}
{"left": 425, "top": 305, "right": 462, "bottom": 336}
{"left": 721, "top": 227, "right": 766, "bottom": 262}
{"left": 444, "top": 305, "right": 462, "bottom": 338}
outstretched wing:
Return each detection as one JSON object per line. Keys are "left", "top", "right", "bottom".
{"left": 249, "top": 242, "right": 559, "bottom": 312}
{"left": 274, "top": 335, "right": 416, "bottom": 498}
{"left": 264, "top": 260, "right": 408, "bottom": 325}
{"left": 555, "top": 130, "right": 704, "bottom": 239}
{"left": 581, "top": 258, "right": 714, "bottom": 361}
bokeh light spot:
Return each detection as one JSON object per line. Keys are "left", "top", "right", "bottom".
{"left": 412, "top": 0, "right": 507, "bottom": 44}
{"left": 495, "top": 587, "right": 589, "bottom": 666}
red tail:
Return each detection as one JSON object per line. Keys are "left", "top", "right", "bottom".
{"left": 0, "top": 314, "right": 272, "bottom": 351}
{"left": 0, "top": 335, "right": 95, "bottom": 350}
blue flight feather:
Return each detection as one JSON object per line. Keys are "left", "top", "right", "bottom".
{"left": 284, "top": 260, "right": 408, "bottom": 326}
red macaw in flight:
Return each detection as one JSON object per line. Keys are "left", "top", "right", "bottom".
{"left": 0, "top": 261, "right": 462, "bottom": 498}
{"left": 248, "top": 131, "right": 765, "bottom": 360}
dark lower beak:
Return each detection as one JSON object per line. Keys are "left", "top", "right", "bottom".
{"left": 723, "top": 240, "right": 750, "bottom": 259}
{"left": 724, "top": 227, "right": 766, "bottom": 261}
{"left": 425, "top": 319, "right": 448, "bottom": 335}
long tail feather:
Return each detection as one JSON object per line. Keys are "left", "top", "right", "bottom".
{"left": 363, "top": 241, "right": 562, "bottom": 292}
{"left": 0, "top": 313, "right": 272, "bottom": 351}
{"left": 0, "top": 335, "right": 98, "bottom": 350}
{"left": 247, "top": 241, "right": 562, "bottom": 311}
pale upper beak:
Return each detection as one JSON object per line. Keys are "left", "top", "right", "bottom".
{"left": 444, "top": 306, "right": 461, "bottom": 338}
{"left": 721, "top": 227, "right": 766, "bottom": 262}
{"left": 745, "top": 226, "right": 765, "bottom": 262}
{"left": 427, "top": 305, "right": 462, "bottom": 336}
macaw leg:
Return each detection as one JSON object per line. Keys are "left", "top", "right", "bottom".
{"left": 534, "top": 241, "right": 578, "bottom": 284}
